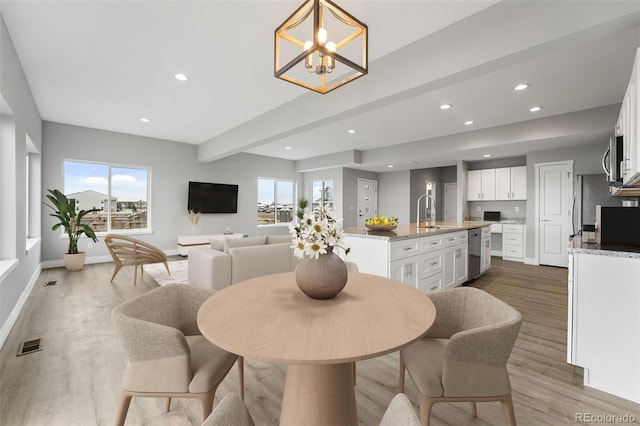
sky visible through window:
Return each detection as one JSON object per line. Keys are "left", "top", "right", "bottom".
{"left": 64, "top": 161, "right": 147, "bottom": 201}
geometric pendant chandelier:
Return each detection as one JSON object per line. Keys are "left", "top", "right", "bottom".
{"left": 274, "top": 0, "right": 368, "bottom": 94}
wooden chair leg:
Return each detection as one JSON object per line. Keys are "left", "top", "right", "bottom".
{"left": 398, "top": 352, "right": 406, "bottom": 392}
{"left": 163, "top": 261, "right": 171, "bottom": 276}
{"left": 198, "top": 388, "right": 216, "bottom": 422}
{"left": 113, "top": 389, "right": 132, "bottom": 426}
{"left": 352, "top": 362, "right": 357, "bottom": 386}
{"left": 238, "top": 357, "right": 245, "bottom": 401}
{"left": 471, "top": 401, "right": 477, "bottom": 417}
{"left": 165, "top": 397, "right": 171, "bottom": 412}
{"left": 110, "top": 264, "right": 122, "bottom": 283}
{"left": 418, "top": 395, "right": 435, "bottom": 426}
{"left": 501, "top": 394, "right": 517, "bottom": 426}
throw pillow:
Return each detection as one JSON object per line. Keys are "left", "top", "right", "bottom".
{"left": 267, "top": 234, "right": 292, "bottom": 245}
{"left": 224, "top": 235, "right": 267, "bottom": 253}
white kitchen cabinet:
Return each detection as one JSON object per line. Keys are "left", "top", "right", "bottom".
{"left": 567, "top": 251, "right": 640, "bottom": 403}
{"left": 390, "top": 255, "right": 420, "bottom": 288}
{"left": 467, "top": 169, "right": 496, "bottom": 200}
{"left": 502, "top": 224, "right": 524, "bottom": 262}
{"left": 480, "top": 226, "right": 491, "bottom": 273}
{"left": 442, "top": 231, "right": 469, "bottom": 289}
{"left": 495, "top": 166, "right": 526, "bottom": 200}
{"left": 620, "top": 47, "right": 639, "bottom": 186}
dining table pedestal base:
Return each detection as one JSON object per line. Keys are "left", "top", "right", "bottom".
{"left": 280, "top": 363, "right": 357, "bottom": 426}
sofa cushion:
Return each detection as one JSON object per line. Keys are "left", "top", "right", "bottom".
{"left": 224, "top": 236, "right": 267, "bottom": 253}
{"left": 229, "top": 243, "right": 294, "bottom": 284}
{"left": 209, "top": 238, "right": 225, "bottom": 252}
{"left": 266, "top": 234, "right": 292, "bottom": 245}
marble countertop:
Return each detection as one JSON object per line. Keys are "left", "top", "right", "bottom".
{"left": 343, "top": 221, "right": 492, "bottom": 241}
{"left": 568, "top": 236, "right": 640, "bottom": 258}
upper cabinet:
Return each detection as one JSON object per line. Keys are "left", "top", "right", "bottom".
{"left": 495, "top": 166, "right": 527, "bottom": 200}
{"left": 620, "top": 47, "right": 640, "bottom": 186}
{"left": 468, "top": 166, "right": 526, "bottom": 201}
{"left": 467, "top": 169, "right": 496, "bottom": 201}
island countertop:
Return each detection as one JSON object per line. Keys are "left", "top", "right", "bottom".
{"left": 343, "top": 221, "right": 492, "bottom": 241}
{"left": 567, "top": 236, "right": 640, "bottom": 258}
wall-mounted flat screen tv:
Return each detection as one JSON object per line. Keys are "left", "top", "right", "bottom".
{"left": 188, "top": 181, "right": 238, "bottom": 213}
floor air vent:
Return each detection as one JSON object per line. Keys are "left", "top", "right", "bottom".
{"left": 17, "top": 338, "right": 42, "bottom": 357}
{"left": 43, "top": 280, "right": 57, "bottom": 287}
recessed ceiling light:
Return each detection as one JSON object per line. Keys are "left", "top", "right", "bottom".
{"left": 529, "top": 106, "right": 542, "bottom": 112}
{"left": 514, "top": 83, "right": 530, "bottom": 91}
{"left": 347, "top": 129, "right": 356, "bottom": 134}
{"left": 387, "top": 165, "right": 394, "bottom": 168}
{"left": 285, "top": 146, "right": 292, "bottom": 150}
{"left": 483, "top": 154, "right": 491, "bottom": 158}
{"left": 464, "top": 120, "right": 474, "bottom": 125}
{"left": 440, "top": 104, "right": 452, "bottom": 110}
{"left": 174, "top": 73, "right": 189, "bottom": 82}
{"left": 140, "top": 118, "right": 150, "bottom": 123}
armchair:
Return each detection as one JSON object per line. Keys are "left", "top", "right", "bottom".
{"left": 105, "top": 234, "right": 169, "bottom": 286}
{"left": 399, "top": 286, "right": 522, "bottom": 426}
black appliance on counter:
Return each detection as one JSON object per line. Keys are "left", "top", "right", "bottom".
{"left": 467, "top": 228, "right": 482, "bottom": 282}
{"left": 483, "top": 211, "right": 501, "bottom": 222}
{"left": 596, "top": 206, "right": 640, "bottom": 246}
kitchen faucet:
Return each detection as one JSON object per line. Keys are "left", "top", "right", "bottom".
{"left": 416, "top": 193, "right": 436, "bottom": 227}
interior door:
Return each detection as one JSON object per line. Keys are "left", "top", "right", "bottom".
{"left": 444, "top": 183, "right": 457, "bottom": 223}
{"left": 538, "top": 162, "right": 573, "bottom": 267}
{"left": 357, "top": 178, "right": 377, "bottom": 228}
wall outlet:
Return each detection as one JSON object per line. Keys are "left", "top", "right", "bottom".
{"left": 515, "top": 206, "right": 520, "bottom": 213}
{"left": 477, "top": 206, "right": 482, "bottom": 212}
{"left": 88, "top": 242, "right": 94, "bottom": 249}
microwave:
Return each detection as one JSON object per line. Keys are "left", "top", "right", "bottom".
{"left": 602, "top": 135, "right": 623, "bottom": 185}
{"left": 596, "top": 206, "right": 640, "bottom": 246}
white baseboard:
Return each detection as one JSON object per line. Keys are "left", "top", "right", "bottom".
{"left": 525, "top": 257, "right": 538, "bottom": 265}
{"left": 0, "top": 264, "right": 42, "bottom": 350}
{"left": 41, "top": 249, "right": 179, "bottom": 270}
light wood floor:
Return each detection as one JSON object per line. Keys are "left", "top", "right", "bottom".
{"left": 1, "top": 258, "right": 638, "bottom": 425}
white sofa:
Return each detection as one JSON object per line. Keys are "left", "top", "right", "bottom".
{"left": 187, "top": 235, "right": 298, "bottom": 290}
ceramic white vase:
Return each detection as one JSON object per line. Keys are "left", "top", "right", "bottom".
{"left": 64, "top": 252, "right": 86, "bottom": 271}
{"left": 295, "top": 247, "right": 348, "bottom": 300}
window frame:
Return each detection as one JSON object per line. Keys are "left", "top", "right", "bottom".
{"left": 62, "top": 159, "right": 152, "bottom": 236}
{"left": 310, "top": 179, "right": 334, "bottom": 213}
{"left": 257, "top": 177, "right": 296, "bottom": 227}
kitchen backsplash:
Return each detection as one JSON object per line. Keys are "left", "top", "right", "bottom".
{"left": 467, "top": 200, "right": 527, "bottom": 221}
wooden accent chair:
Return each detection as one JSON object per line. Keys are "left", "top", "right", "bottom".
{"left": 202, "top": 392, "right": 420, "bottom": 426}
{"left": 399, "top": 287, "right": 522, "bottom": 426}
{"left": 104, "top": 234, "right": 169, "bottom": 286}
{"left": 111, "top": 284, "right": 244, "bottom": 426}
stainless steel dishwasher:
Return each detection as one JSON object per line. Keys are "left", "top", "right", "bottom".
{"left": 467, "top": 228, "right": 482, "bottom": 281}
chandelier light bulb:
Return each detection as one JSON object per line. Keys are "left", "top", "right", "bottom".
{"left": 326, "top": 41, "right": 336, "bottom": 52}
{"left": 304, "top": 41, "right": 313, "bottom": 51}
{"left": 318, "top": 27, "right": 328, "bottom": 44}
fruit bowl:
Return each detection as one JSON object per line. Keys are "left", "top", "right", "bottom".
{"left": 365, "top": 224, "right": 398, "bottom": 231}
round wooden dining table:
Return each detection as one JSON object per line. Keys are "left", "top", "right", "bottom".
{"left": 197, "top": 271, "right": 436, "bottom": 426}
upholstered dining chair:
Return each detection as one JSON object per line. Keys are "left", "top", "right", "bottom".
{"left": 399, "top": 286, "right": 522, "bottom": 426}
{"left": 202, "top": 392, "right": 419, "bottom": 426}
{"left": 105, "top": 234, "right": 169, "bottom": 286}
{"left": 111, "top": 284, "right": 244, "bottom": 426}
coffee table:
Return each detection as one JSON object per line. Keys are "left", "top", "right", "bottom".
{"left": 197, "top": 271, "right": 435, "bottom": 426}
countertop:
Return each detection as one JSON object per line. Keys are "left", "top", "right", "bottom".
{"left": 343, "top": 221, "right": 492, "bottom": 241}
{"left": 568, "top": 236, "right": 640, "bottom": 258}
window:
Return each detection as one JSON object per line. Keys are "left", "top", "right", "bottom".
{"left": 63, "top": 160, "right": 150, "bottom": 233}
{"left": 311, "top": 180, "right": 333, "bottom": 212}
{"left": 257, "top": 178, "right": 294, "bottom": 225}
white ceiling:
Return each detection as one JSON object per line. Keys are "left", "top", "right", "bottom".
{"left": 2, "top": 1, "right": 640, "bottom": 172}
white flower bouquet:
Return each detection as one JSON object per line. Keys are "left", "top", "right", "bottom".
{"left": 289, "top": 199, "right": 351, "bottom": 259}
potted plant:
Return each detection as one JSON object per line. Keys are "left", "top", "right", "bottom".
{"left": 45, "top": 189, "right": 100, "bottom": 271}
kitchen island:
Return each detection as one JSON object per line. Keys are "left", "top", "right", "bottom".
{"left": 567, "top": 237, "right": 640, "bottom": 403}
{"left": 342, "top": 222, "right": 491, "bottom": 294}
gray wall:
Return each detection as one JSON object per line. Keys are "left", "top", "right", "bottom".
{"left": 41, "top": 122, "right": 301, "bottom": 263}
{"left": 378, "top": 170, "right": 411, "bottom": 224}
{"left": 0, "top": 16, "right": 43, "bottom": 344}
{"left": 524, "top": 142, "right": 607, "bottom": 260}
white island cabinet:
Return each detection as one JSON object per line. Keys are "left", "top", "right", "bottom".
{"left": 343, "top": 223, "right": 490, "bottom": 295}
{"left": 567, "top": 241, "right": 640, "bottom": 403}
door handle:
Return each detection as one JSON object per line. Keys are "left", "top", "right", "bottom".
{"left": 540, "top": 219, "right": 550, "bottom": 222}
